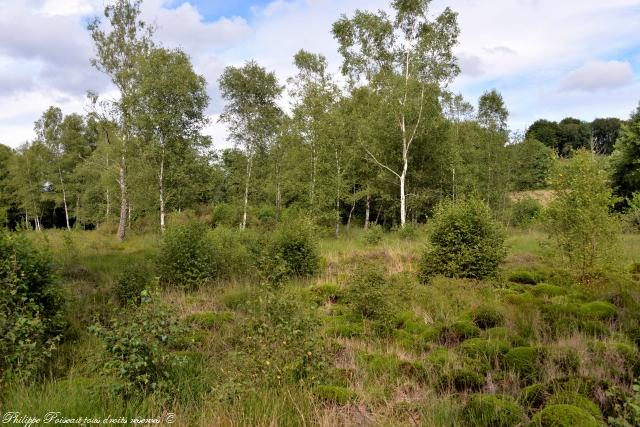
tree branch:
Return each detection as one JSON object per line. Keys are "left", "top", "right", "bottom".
{"left": 364, "top": 147, "right": 401, "bottom": 179}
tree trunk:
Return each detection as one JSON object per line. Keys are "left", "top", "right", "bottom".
{"left": 347, "top": 185, "right": 356, "bottom": 228}
{"left": 241, "top": 152, "right": 253, "bottom": 231}
{"left": 400, "top": 171, "right": 407, "bottom": 228}
{"left": 117, "top": 153, "right": 127, "bottom": 241}
{"left": 60, "top": 177, "right": 71, "bottom": 231}
{"left": 335, "top": 148, "right": 341, "bottom": 238}
{"left": 364, "top": 193, "right": 371, "bottom": 229}
{"left": 159, "top": 146, "right": 166, "bottom": 234}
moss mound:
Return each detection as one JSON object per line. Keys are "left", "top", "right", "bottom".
{"left": 462, "top": 394, "right": 525, "bottom": 427}
{"left": 313, "top": 385, "right": 357, "bottom": 404}
{"left": 471, "top": 306, "right": 506, "bottom": 329}
{"left": 528, "top": 404, "right": 599, "bottom": 427}
{"left": 519, "top": 383, "right": 547, "bottom": 409}
{"left": 546, "top": 392, "right": 602, "bottom": 421}
{"left": 459, "top": 338, "right": 510, "bottom": 362}
{"left": 530, "top": 284, "right": 568, "bottom": 298}
{"left": 439, "top": 320, "right": 481, "bottom": 344}
{"left": 438, "top": 368, "right": 484, "bottom": 392}
{"left": 504, "top": 347, "right": 547, "bottom": 383}
{"left": 578, "top": 301, "right": 617, "bottom": 321}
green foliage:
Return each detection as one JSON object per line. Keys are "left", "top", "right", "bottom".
{"left": 438, "top": 368, "right": 485, "bottom": 392}
{"left": 313, "top": 385, "right": 357, "bottom": 404}
{"left": 259, "top": 220, "right": 319, "bottom": 284}
{"left": 504, "top": 347, "right": 547, "bottom": 384}
{"left": 346, "top": 263, "right": 391, "bottom": 321}
{"left": 520, "top": 383, "right": 547, "bottom": 409}
{"left": 419, "top": 197, "right": 506, "bottom": 281}
{"left": 608, "top": 382, "right": 640, "bottom": 427}
{"left": 611, "top": 105, "right": 640, "bottom": 201}
{"left": 363, "top": 224, "right": 384, "bottom": 245}
{"left": 439, "top": 320, "right": 481, "bottom": 344}
{"left": 530, "top": 284, "right": 568, "bottom": 298}
{"left": 544, "top": 150, "right": 620, "bottom": 279}
{"left": 471, "top": 306, "right": 505, "bottom": 329}
{"left": 462, "top": 394, "right": 524, "bottom": 427}
{"left": 0, "top": 232, "right": 66, "bottom": 383}
{"left": 115, "top": 261, "right": 153, "bottom": 305}
{"left": 510, "top": 198, "right": 543, "bottom": 228}
{"left": 508, "top": 269, "right": 547, "bottom": 285}
{"left": 459, "top": 338, "right": 510, "bottom": 362}
{"left": 186, "top": 311, "right": 234, "bottom": 329}
{"left": 89, "top": 295, "right": 186, "bottom": 397}
{"left": 510, "top": 138, "right": 553, "bottom": 190}
{"left": 528, "top": 404, "right": 599, "bottom": 427}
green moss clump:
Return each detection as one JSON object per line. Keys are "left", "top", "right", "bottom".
{"left": 462, "top": 394, "right": 525, "bottom": 427}
{"left": 459, "top": 338, "right": 510, "bottom": 362}
{"left": 546, "top": 392, "right": 602, "bottom": 421}
{"left": 358, "top": 353, "right": 401, "bottom": 376}
{"left": 504, "top": 347, "right": 547, "bottom": 384}
{"left": 578, "top": 301, "right": 617, "bottom": 321}
{"left": 311, "top": 283, "right": 343, "bottom": 304}
{"left": 438, "top": 368, "right": 484, "bottom": 392}
{"left": 439, "top": 320, "right": 481, "bottom": 344}
{"left": 471, "top": 306, "right": 505, "bottom": 329}
{"left": 519, "top": 383, "right": 547, "bottom": 409}
{"left": 530, "top": 284, "right": 567, "bottom": 298}
{"left": 578, "top": 320, "right": 610, "bottom": 338}
{"left": 324, "top": 315, "right": 363, "bottom": 338}
{"left": 508, "top": 269, "right": 545, "bottom": 285}
{"left": 528, "top": 404, "right": 599, "bottom": 427}
{"left": 426, "top": 348, "right": 456, "bottom": 368}
{"left": 483, "top": 327, "right": 529, "bottom": 347}
{"left": 185, "top": 311, "right": 234, "bottom": 328}
{"left": 313, "top": 385, "right": 357, "bottom": 404}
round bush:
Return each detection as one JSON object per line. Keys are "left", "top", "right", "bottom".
{"left": 472, "top": 306, "right": 506, "bottom": 329}
{"left": 578, "top": 301, "right": 617, "bottom": 321}
{"left": 463, "top": 394, "right": 525, "bottom": 427}
{"left": 0, "top": 232, "right": 66, "bottom": 382}
{"left": 504, "top": 347, "right": 547, "bottom": 384}
{"left": 115, "top": 262, "right": 152, "bottom": 305}
{"left": 546, "top": 392, "right": 602, "bottom": 421}
{"left": 363, "top": 224, "right": 384, "bottom": 245}
{"left": 510, "top": 198, "right": 543, "bottom": 228}
{"left": 519, "top": 383, "right": 547, "bottom": 409}
{"left": 530, "top": 284, "right": 568, "bottom": 298}
{"left": 347, "top": 263, "right": 391, "bottom": 321}
{"left": 528, "top": 404, "right": 599, "bottom": 427}
{"left": 439, "top": 320, "right": 481, "bottom": 344}
{"left": 439, "top": 368, "right": 485, "bottom": 392}
{"left": 460, "top": 338, "right": 510, "bottom": 362}
{"left": 259, "top": 220, "right": 319, "bottom": 284}
{"left": 157, "top": 222, "right": 218, "bottom": 288}
{"left": 419, "top": 197, "right": 506, "bottom": 282}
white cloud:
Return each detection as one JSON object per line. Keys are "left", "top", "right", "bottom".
{"left": 561, "top": 60, "right": 634, "bottom": 92}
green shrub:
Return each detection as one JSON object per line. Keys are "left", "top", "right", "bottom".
{"left": 311, "top": 283, "right": 343, "bottom": 305}
{"left": 547, "top": 392, "right": 602, "bottom": 421}
{"left": 313, "top": 385, "right": 357, "bottom": 404}
{"left": 508, "top": 269, "right": 546, "bottom": 285}
{"left": 551, "top": 347, "right": 581, "bottom": 374}
{"left": 484, "top": 327, "right": 529, "bottom": 347}
{"left": 324, "top": 315, "right": 363, "bottom": 338}
{"left": 528, "top": 404, "right": 599, "bottom": 427}
{"left": 608, "top": 382, "right": 640, "bottom": 427}
{"left": 462, "top": 394, "right": 525, "bottom": 427}
{"left": 90, "top": 295, "right": 186, "bottom": 397}
{"left": 115, "top": 261, "right": 153, "bottom": 305}
{"left": 0, "top": 232, "right": 66, "bottom": 383}
{"left": 578, "top": 301, "right": 617, "bottom": 321}
{"left": 426, "top": 348, "right": 456, "bottom": 369}
{"left": 471, "top": 306, "right": 505, "bottom": 329}
{"left": 157, "top": 222, "right": 218, "bottom": 288}
{"left": 460, "top": 338, "right": 510, "bottom": 362}
{"left": 419, "top": 197, "right": 506, "bottom": 282}
{"left": 346, "top": 263, "right": 391, "bottom": 321}
{"left": 504, "top": 347, "right": 547, "bottom": 384}
{"left": 259, "top": 220, "right": 319, "bottom": 284}
{"left": 510, "top": 198, "right": 543, "bottom": 228}
{"left": 363, "top": 224, "right": 384, "bottom": 245}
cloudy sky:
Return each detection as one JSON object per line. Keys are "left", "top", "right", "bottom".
{"left": 1, "top": 0, "right": 639, "bottom": 149}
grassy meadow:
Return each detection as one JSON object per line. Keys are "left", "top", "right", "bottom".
{"left": 1, "top": 225, "right": 639, "bottom": 426}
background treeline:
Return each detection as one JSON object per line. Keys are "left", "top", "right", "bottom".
{"left": 0, "top": 0, "right": 639, "bottom": 238}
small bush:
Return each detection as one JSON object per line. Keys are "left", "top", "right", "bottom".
{"left": 363, "top": 224, "right": 384, "bottom": 245}
{"left": 419, "top": 197, "right": 506, "bottom": 282}
{"left": 462, "top": 394, "right": 525, "bottom": 427}
{"left": 90, "top": 295, "right": 186, "bottom": 397}
{"left": 510, "top": 198, "right": 543, "bottom": 228}
{"left": 186, "top": 311, "right": 234, "bottom": 329}
{"left": 0, "top": 232, "right": 66, "bottom": 383}
{"left": 259, "top": 220, "right": 319, "bottom": 284}
{"left": 439, "top": 320, "right": 481, "bottom": 344}
{"left": 325, "top": 315, "right": 364, "bottom": 338}
{"left": 313, "top": 385, "right": 357, "bottom": 404}
{"left": 520, "top": 383, "right": 547, "bottom": 409}
{"left": 504, "top": 347, "right": 547, "bottom": 384}
{"left": 530, "top": 284, "right": 568, "bottom": 298}
{"left": 115, "top": 262, "right": 153, "bottom": 305}
{"left": 528, "top": 404, "right": 599, "bottom": 427}
{"left": 472, "top": 306, "right": 505, "bottom": 329}
{"left": 547, "top": 392, "right": 602, "bottom": 421}
{"left": 508, "top": 269, "right": 546, "bottom": 285}
{"left": 551, "top": 347, "right": 581, "bottom": 374}
{"left": 346, "top": 263, "right": 391, "bottom": 321}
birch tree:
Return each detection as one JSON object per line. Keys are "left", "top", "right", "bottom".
{"left": 218, "top": 61, "right": 283, "bottom": 230}
{"left": 88, "top": 0, "right": 154, "bottom": 241}
{"left": 332, "top": 0, "right": 459, "bottom": 227}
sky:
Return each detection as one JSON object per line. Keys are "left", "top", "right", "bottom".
{"left": 0, "top": 0, "right": 639, "bottom": 149}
